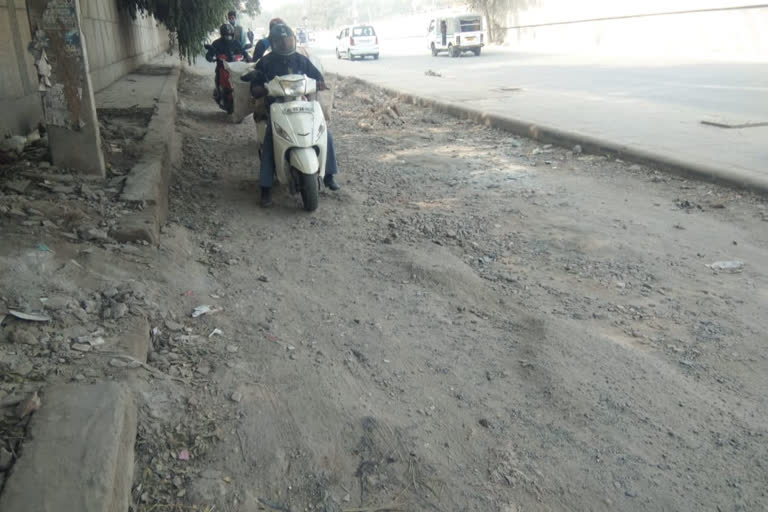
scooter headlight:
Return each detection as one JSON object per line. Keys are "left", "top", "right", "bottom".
{"left": 280, "top": 78, "right": 307, "bottom": 96}
{"left": 274, "top": 122, "right": 293, "bottom": 143}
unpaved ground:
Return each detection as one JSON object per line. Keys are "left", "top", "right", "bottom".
{"left": 126, "top": 66, "right": 768, "bottom": 512}
{"left": 2, "top": 62, "right": 767, "bottom": 511}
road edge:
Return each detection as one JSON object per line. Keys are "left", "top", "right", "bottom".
{"left": 348, "top": 76, "right": 768, "bottom": 196}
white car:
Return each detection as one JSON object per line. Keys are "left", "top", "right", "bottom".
{"left": 336, "top": 25, "right": 379, "bottom": 61}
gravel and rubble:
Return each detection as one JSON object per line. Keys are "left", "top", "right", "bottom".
{"left": 1, "top": 65, "right": 767, "bottom": 512}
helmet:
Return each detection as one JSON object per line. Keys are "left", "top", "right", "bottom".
{"left": 268, "top": 24, "right": 296, "bottom": 57}
{"left": 220, "top": 23, "right": 235, "bottom": 39}
{"left": 268, "top": 18, "right": 285, "bottom": 30}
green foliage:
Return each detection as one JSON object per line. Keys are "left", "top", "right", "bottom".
{"left": 118, "top": 0, "right": 261, "bottom": 61}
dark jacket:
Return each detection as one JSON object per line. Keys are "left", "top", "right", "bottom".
{"left": 251, "top": 51, "right": 324, "bottom": 86}
{"left": 206, "top": 37, "right": 247, "bottom": 62}
{"left": 252, "top": 38, "right": 269, "bottom": 61}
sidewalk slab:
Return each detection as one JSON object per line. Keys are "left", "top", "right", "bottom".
{"left": 0, "top": 382, "right": 137, "bottom": 512}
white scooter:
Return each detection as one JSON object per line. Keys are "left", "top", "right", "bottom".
{"left": 253, "top": 74, "right": 327, "bottom": 211}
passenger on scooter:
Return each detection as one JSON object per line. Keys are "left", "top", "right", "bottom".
{"left": 251, "top": 18, "right": 285, "bottom": 62}
{"left": 248, "top": 23, "right": 340, "bottom": 207}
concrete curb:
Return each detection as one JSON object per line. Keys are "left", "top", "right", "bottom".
{"left": 352, "top": 77, "right": 768, "bottom": 196}
{"left": 112, "top": 63, "right": 183, "bottom": 244}
{"left": 0, "top": 382, "right": 138, "bottom": 512}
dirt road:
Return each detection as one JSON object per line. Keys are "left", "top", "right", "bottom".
{"left": 127, "top": 67, "right": 768, "bottom": 512}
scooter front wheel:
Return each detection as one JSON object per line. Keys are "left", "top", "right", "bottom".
{"left": 299, "top": 172, "right": 319, "bottom": 212}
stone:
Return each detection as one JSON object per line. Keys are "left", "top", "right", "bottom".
{"left": 5, "top": 180, "right": 31, "bottom": 194}
{"left": 230, "top": 391, "right": 243, "bottom": 403}
{"left": 71, "top": 343, "right": 92, "bottom": 352}
{"left": 112, "top": 303, "right": 129, "bottom": 320}
{"left": 226, "top": 345, "right": 239, "bottom": 353}
{"left": 9, "top": 330, "right": 38, "bottom": 346}
{"left": 165, "top": 320, "right": 184, "bottom": 332}
{"left": 0, "top": 447, "right": 13, "bottom": 469}
{"left": 43, "top": 296, "right": 71, "bottom": 311}
{"left": 0, "top": 383, "right": 136, "bottom": 512}
{"left": 79, "top": 228, "right": 109, "bottom": 242}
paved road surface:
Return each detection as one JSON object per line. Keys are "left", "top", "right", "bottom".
{"left": 314, "top": 41, "right": 768, "bottom": 184}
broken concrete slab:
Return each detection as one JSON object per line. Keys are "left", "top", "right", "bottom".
{"left": 115, "top": 315, "right": 150, "bottom": 362}
{"left": 0, "top": 382, "right": 137, "bottom": 512}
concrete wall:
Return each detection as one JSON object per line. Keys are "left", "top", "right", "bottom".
{"left": 80, "top": 0, "right": 168, "bottom": 92}
{"left": 503, "top": 1, "right": 768, "bottom": 61}
{"left": 0, "top": 0, "right": 167, "bottom": 137}
{"left": 0, "top": 0, "right": 43, "bottom": 136}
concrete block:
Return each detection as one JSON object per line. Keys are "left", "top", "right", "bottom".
{"left": 109, "top": 208, "right": 159, "bottom": 245}
{"left": 0, "top": 382, "right": 137, "bottom": 512}
{"left": 121, "top": 160, "right": 163, "bottom": 204}
{"left": 115, "top": 315, "right": 150, "bottom": 362}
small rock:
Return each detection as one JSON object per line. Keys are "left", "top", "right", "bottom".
{"left": 73, "top": 373, "right": 86, "bottom": 382}
{"left": 165, "top": 320, "right": 184, "bottom": 332}
{"left": 572, "top": 144, "right": 582, "bottom": 154}
{"left": 679, "top": 360, "right": 695, "bottom": 369}
{"left": 43, "top": 296, "right": 71, "bottom": 311}
{"left": 102, "top": 288, "right": 119, "bottom": 299}
{"left": 71, "top": 343, "right": 92, "bottom": 352}
{"left": 112, "top": 303, "right": 129, "bottom": 319}
{"left": 258, "top": 275, "right": 270, "bottom": 283}
{"left": 230, "top": 391, "right": 243, "bottom": 403}
{"left": 9, "top": 330, "right": 38, "bottom": 346}
{"left": 5, "top": 179, "right": 31, "bottom": 194}
{"left": 0, "top": 447, "right": 13, "bottom": 470}
{"left": 226, "top": 345, "right": 239, "bottom": 353}
{"left": 15, "top": 392, "right": 41, "bottom": 418}
{"left": 79, "top": 227, "right": 109, "bottom": 242}
{"left": 478, "top": 418, "right": 491, "bottom": 428}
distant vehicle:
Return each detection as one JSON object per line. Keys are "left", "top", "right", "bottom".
{"left": 336, "top": 25, "right": 379, "bottom": 60}
{"left": 427, "top": 14, "right": 485, "bottom": 57}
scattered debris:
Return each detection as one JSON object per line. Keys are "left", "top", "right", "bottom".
{"left": 192, "top": 304, "right": 220, "bottom": 318}
{"left": 8, "top": 310, "right": 51, "bottom": 322}
{"left": 424, "top": 69, "right": 442, "bottom": 77}
{"left": 208, "top": 328, "right": 223, "bottom": 338}
{"left": 706, "top": 260, "right": 745, "bottom": 273}
{"left": 178, "top": 449, "right": 190, "bottom": 461}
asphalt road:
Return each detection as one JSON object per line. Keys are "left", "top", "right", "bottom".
{"left": 313, "top": 41, "right": 768, "bottom": 184}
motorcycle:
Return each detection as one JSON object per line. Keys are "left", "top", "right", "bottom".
{"left": 204, "top": 44, "right": 252, "bottom": 114}
{"left": 256, "top": 74, "right": 328, "bottom": 211}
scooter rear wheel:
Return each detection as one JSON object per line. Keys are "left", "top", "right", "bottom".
{"left": 299, "top": 172, "right": 319, "bottom": 212}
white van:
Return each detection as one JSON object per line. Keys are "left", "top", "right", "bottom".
{"left": 336, "top": 25, "right": 380, "bottom": 61}
{"left": 427, "top": 15, "right": 485, "bottom": 57}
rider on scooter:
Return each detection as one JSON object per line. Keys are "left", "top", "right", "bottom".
{"left": 207, "top": 23, "right": 250, "bottom": 96}
{"left": 251, "top": 18, "right": 285, "bottom": 62}
{"left": 248, "top": 23, "right": 340, "bottom": 207}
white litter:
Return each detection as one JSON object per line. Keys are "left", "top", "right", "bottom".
{"left": 192, "top": 305, "right": 221, "bottom": 318}
{"left": 706, "top": 260, "right": 745, "bottom": 273}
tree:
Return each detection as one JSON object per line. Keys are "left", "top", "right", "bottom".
{"left": 118, "top": 0, "right": 261, "bottom": 62}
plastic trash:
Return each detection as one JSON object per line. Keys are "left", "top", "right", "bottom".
{"left": 706, "top": 260, "right": 745, "bottom": 273}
